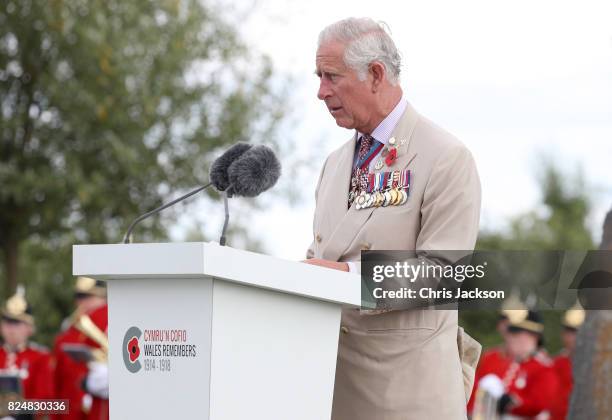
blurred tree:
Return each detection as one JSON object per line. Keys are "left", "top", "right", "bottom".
{"left": 478, "top": 164, "right": 593, "bottom": 251}
{"left": 460, "top": 163, "right": 595, "bottom": 352}
{"left": 0, "top": 0, "right": 284, "bottom": 343}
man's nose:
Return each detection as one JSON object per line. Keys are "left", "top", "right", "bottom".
{"left": 317, "top": 79, "right": 331, "bottom": 100}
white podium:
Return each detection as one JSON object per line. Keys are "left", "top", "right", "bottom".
{"left": 73, "top": 242, "right": 361, "bottom": 420}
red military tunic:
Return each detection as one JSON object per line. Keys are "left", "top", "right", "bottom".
{"left": 467, "top": 346, "right": 512, "bottom": 414}
{"left": 52, "top": 314, "right": 91, "bottom": 420}
{"left": 550, "top": 350, "right": 572, "bottom": 420}
{"left": 469, "top": 348, "right": 559, "bottom": 418}
{"left": 0, "top": 343, "right": 55, "bottom": 400}
{"left": 503, "top": 352, "right": 560, "bottom": 418}
{"left": 83, "top": 304, "right": 108, "bottom": 420}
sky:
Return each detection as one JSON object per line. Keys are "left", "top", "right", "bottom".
{"left": 173, "top": 0, "right": 612, "bottom": 260}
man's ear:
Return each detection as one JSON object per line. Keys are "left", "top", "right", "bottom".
{"left": 369, "top": 61, "right": 386, "bottom": 92}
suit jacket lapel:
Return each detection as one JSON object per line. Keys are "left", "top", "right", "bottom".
{"left": 321, "top": 102, "right": 420, "bottom": 262}
{"left": 324, "top": 132, "right": 356, "bottom": 229}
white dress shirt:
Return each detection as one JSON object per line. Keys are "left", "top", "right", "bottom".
{"left": 354, "top": 96, "right": 408, "bottom": 172}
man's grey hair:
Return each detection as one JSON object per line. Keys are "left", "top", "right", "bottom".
{"left": 318, "top": 17, "right": 401, "bottom": 85}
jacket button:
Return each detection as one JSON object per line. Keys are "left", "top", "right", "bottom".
{"left": 341, "top": 326, "right": 349, "bottom": 334}
{"left": 316, "top": 234, "right": 322, "bottom": 243}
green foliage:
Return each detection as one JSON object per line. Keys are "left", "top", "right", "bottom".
{"left": 460, "top": 163, "right": 595, "bottom": 354}
{"left": 0, "top": 0, "right": 285, "bottom": 345}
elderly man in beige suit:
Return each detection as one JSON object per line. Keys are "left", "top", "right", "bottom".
{"left": 303, "top": 18, "right": 482, "bottom": 420}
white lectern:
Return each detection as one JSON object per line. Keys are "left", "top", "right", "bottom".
{"left": 73, "top": 242, "right": 361, "bottom": 420}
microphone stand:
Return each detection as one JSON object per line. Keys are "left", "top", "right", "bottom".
{"left": 219, "top": 189, "right": 231, "bottom": 246}
{"left": 123, "top": 182, "right": 212, "bottom": 244}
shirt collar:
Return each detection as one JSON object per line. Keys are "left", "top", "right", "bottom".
{"left": 3, "top": 342, "right": 27, "bottom": 353}
{"left": 357, "top": 95, "right": 408, "bottom": 146}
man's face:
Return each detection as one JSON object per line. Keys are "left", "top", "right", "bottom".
{"left": 0, "top": 319, "right": 32, "bottom": 347}
{"left": 506, "top": 330, "right": 537, "bottom": 359}
{"left": 316, "top": 41, "right": 375, "bottom": 132}
{"left": 561, "top": 328, "right": 577, "bottom": 352}
{"left": 76, "top": 295, "right": 106, "bottom": 314}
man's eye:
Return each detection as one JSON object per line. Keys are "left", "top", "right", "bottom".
{"left": 315, "top": 71, "right": 338, "bottom": 82}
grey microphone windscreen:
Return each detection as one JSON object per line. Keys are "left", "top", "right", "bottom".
{"left": 209, "top": 142, "right": 253, "bottom": 191}
{"left": 227, "top": 145, "right": 281, "bottom": 197}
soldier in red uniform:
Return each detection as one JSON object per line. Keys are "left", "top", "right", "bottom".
{"left": 550, "top": 304, "right": 585, "bottom": 420}
{"left": 52, "top": 277, "right": 106, "bottom": 420}
{"left": 80, "top": 303, "right": 109, "bottom": 420}
{"left": 467, "top": 341, "right": 512, "bottom": 415}
{"left": 0, "top": 288, "right": 54, "bottom": 419}
{"left": 467, "top": 315, "right": 512, "bottom": 414}
{"left": 472, "top": 309, "right": 560, "bottom": 419}
{"left": 467, "top": 294, "right": 525, "bottom": 415}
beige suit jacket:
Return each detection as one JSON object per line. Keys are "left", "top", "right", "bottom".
{"left": 307, "top": 103, "right": 482, "bottom": 420}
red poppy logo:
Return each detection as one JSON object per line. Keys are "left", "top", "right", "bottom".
{"left": 385, "top": 148, "right": 397, "bottom": 166}
{"left": 127, "top": 336, "right": 140, "bottom": 363}
{"left": 123, "top": 327, "right": 142, "bottom": 373}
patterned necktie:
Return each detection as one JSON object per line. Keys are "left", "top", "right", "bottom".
{"left": 348, "top": 134, "right": 375, "bottom": 208}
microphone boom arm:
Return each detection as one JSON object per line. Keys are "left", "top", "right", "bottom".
{"left": 122, "top": 182, "right": 212, "bottom": 244}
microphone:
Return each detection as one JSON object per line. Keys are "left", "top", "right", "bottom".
{"left": 217, "top": 145, "right": 281, "bottom": 245}
{"left": 226, "top": 145, "right": 281, "bottom": 197}
{"left": 122, "top": 143, "right": 281, "bottom": 244}
{"left": 122, "top": 143, "right": 254, "bottom": 244}
{"left": 209, "top": 142, "right": 253, "bottom": 192}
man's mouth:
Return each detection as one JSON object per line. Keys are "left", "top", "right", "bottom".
{"left": 329, "top": 106, "right": 342, "bottom": 114}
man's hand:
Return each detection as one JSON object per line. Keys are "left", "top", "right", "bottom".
{"left": 302, "top": 258, "right": 349, "bottom": 272}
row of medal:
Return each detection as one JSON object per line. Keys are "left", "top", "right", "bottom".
{"left": 355, "top": 169, "right": 411, "bottom": 210}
